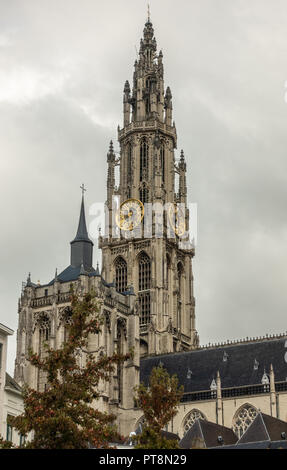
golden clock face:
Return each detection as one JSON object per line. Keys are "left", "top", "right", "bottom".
{"left": 168, "top": 204, "right": 186, "bottom": 237}
{"left": 115, "top": 198, "right": 144, "bottom": 231}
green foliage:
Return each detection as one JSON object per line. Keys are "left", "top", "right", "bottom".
{"left": 0, "top": 436, "right": 14, "bottom": 449}
{"left": 9, "top": 291, "right": 132, "bottom": 449}
{"left": 134, "top": 364, "right": 183, "bottom": 449}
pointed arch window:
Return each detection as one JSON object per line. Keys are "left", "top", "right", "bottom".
{"left": 232, "top": 404, "right": 258, "bottom": 438}
{"left": 138, "top": 252, "right": 151, "bottom": 325}
{"left": 182, "top": 409, "right": 206, "bottom": 436}
{"left": 37, "top": 314, "right": 51, "bottom": 392}
{"left": 140, "top": 138, "right": 149, "bottom": 182}
{"left": 115, "top": 257, "right": 128, "bottom": 294}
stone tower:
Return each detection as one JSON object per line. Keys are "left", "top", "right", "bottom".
{"left": 14, "top": 194, "right": 140, "bottom": 415}
{"left": 100, "top": 16, "right": 199, "bottom": 356}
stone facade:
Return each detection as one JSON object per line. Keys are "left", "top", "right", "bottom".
{"left": 14, "top": 16, "right": 287, "bottom": 440}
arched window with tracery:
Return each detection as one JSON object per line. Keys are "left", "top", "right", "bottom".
{"left": 37, "top": 314, "right": 51, "bottom": 392}
{"left": 182, "top": 409, "right": 206, "bottom": 436}
{"left": 135, "top": 415, "right": 146, "bottom": 432}
{"left": 232, "top": 404, "right": 258, "bottom": 438}
{"left": 115, "top": 257, "right": 128, "bottom": 293}
{"left": 138, "top": 252, "right": 151, "bottom": 325}
{"left": 59, "top": 307, "right": 73, "bottom": 343}
{"left": 140, "top": 138, "right": 149, "bottom": 182}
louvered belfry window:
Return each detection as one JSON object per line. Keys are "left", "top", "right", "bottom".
{"left": 140, "top": 138, "right": 149, "bottom": 182}
{"left": 138, "top": 253, "right": 151, "bottom": 325}
{"left": 115, "top": 257, "right": 128, "bottom": 293}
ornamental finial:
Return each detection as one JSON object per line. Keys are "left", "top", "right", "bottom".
{"left": 80, "top": 183, "right": 86, "bottom": 197}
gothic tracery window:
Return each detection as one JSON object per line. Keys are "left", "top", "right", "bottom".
{"left": 182, "top": 409, "right": 206, "bottom": 435}
{"left": 140, "top": 138, "right": 149, "bottom": 182}
{"left": 115, "top": 257, "right": 128, "bottom": 293}
{"left": 232, "top": 404, "right": 258, "bottom": 438}
{"left": 37, "top": 314, "right": 51, "bottom": 392}
{"left": 138, "top": 252, "right": 151, "bottom": 325}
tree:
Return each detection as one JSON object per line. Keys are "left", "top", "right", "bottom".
{"left": 9, "top": 291, "right": 132, "bottom": 449}
{"left": 133, "top": 364, "right": 184, "bottom": 449}
{"left": 0, "top": 436, "right": 14, "bottom": 449}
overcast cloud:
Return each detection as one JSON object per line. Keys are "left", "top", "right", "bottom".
{"left": 1, "top": 0, "right": 287, "bottom": 375}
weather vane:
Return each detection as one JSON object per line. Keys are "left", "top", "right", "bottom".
{"left": 80, "top": 183, "right": 87, "bottom": 196}
{"left": 148, "top": 3, "right": 150, "bottom": 21}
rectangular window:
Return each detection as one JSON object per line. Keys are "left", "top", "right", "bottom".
{"left": 20, "top": 434, "right": 25, "bottom": 446}
{"left": 0, "top": 343, "right": 2, "bottom": 369}
{"left": 6, "top": 415, "right": 13, "bottom": 442}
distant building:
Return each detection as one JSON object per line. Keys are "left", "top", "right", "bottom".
{"left": 0, "top": 323, "right": 24, "bottom": 446}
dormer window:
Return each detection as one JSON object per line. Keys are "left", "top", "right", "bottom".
{"left": 223, "top": 351, "right": 228, "bottom": 362}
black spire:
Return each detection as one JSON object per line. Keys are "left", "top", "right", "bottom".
{"left": 73, "top": 195, "right": 90, "bottom": 241}
{"left": 70, "top": 192, "right": 94, "bottom": 270}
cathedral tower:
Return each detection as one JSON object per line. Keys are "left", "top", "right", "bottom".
{"left": 100, "top": 17, "right": 199, "bottom": 355}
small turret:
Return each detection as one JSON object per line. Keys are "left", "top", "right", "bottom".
{"left": 178, "top": 150, "right": 187, "bottom": 202}
{"left": 26, "top": 272, "right": 32, "bottom": 287}
{"left": 107, "top": 141, "right": 116, "bottom": 205}
{"left": 165, "top": 87, "right": 173, "bottom": 125}
{"left": 123, "top": 81, "right": 131, "bottom": 126}
{"left": 70, "top": 191, "right": 94, "bottom": 270}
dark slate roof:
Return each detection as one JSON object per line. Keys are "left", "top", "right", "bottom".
{"left": 161, "top": 430, "right": 180, "bottom": 441}
{"left": 238, "top": 412, "right": 287, "bottom": 444}
{"left": 48, "top": 265, "right": 98, "bottom": 284}
{"left": 179, "top": 419, "right": 237, "bottom": 449}
{"left": 140, "top": 337, "right": 287, "bottom": 392}
{"left": 5, "top": 373, "right": 22, "bottom": 393}
{"left": 212, "top": 440, "right": 287, "bottom": 449}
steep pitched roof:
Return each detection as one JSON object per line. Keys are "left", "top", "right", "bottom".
{"left": 5, "top": 373, "right": 22, "bottom": 393}
{"left": 140, "top": 337, "right": 287, "bottom": 392}
{"left": 180, "top": 419, "right": 237, "bottom": 449}
{"left": 72, "top": 196, "right": 92, "bottom": 243}
{"left": 238, "top": 412, "right": 287, "bottom": 444}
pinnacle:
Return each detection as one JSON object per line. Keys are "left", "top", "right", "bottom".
{"left": 124, "top": 80, "right": 130, "bottom": 94}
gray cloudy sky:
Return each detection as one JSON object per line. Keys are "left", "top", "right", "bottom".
{"left": 1, "top": 0, "right": 287, "bottom": 375}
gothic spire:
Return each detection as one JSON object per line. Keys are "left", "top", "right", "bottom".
{"left": 73, "top": 193, "right": 90, "bottom": 241}
{"left": 70, "top": 189, "right": 93, "bottom": 270}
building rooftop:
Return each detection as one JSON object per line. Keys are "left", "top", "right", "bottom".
{"left": 140, "top": 335, "right": 287, "bottom": 392}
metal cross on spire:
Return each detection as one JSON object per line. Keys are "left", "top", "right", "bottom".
{"left": 80, "top": 183, "right": 87, "bottom": 197}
